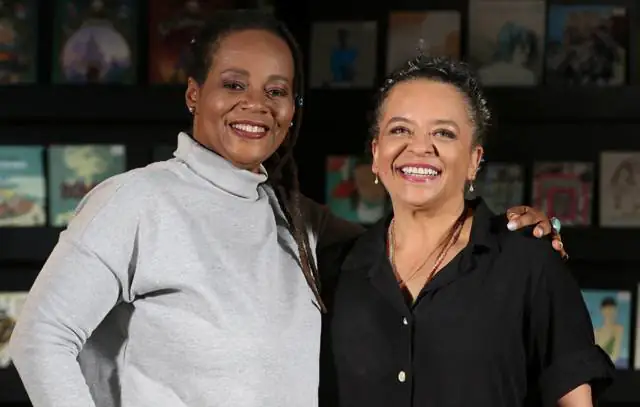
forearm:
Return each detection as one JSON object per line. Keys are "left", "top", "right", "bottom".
{"left": 557, "top": 384, "right": 593, "bottom": 407}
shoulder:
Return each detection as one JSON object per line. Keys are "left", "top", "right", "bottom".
{"left": 68, "top": 162, "right": 183, "bottom": 236}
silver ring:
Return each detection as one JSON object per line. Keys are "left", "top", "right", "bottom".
{"left": 550, "top": 217, "right": 561, "bottom": 234}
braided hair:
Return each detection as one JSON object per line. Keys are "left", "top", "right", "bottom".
{"left": 185, "top": 9, "right": 325, "bottom": 312}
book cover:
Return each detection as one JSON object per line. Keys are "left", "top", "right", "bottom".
{"left": 326, "top": 155, "right": 388, "bottom": 224}
{"left": 532, "top": 162, "right": 593, "bottom": 226}
{"left": 0, "top": 292, "right": 28, "bottom": 368}
{"left": 48, "top": 144, "right": 126, "bottom": 227}
{"left": 581, "top": 289, "right": 631, "bottom": 369}
{"left": 600, "top": 151, "right": 640, "bottom": 227}
{"left": 545, "top": 5, "right": 628, "bottom": 86}
{"left": 470, "top": 163, "right": 524, "bottom": 214}
{"left": 386, "top": 11, "right": 460, "bottom": 74}
{"left": 51, "top": 0, "right": 138, "bottom": 84}
{"left": 468, "top": 0, "right": 545, "bottom": 86}
{"left": 634, "top": 284, "right": 640, "bottom": 369}
{"left": 0, "top": 0, "right": 37, "bottom": 84}
{"left": 0, "top": 146, "right": 46, "bottom": 227}
{"left": 148, "top": 0, "right": 233, "bottom": 85}
{"left": 309, "top": 21, "right": 377, "bottom": 89}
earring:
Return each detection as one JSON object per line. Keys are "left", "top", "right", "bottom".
{"left": 374, "top": 174, "right": 379, "bottom": 185}
{"left": 290, "top": 122, "right": 293, "bottom": 127}
{"left": 468, "top": 182, "right": 475, "bottom": 193}
{"left": 188, "top": 106, "right": 195, "bottom": 114}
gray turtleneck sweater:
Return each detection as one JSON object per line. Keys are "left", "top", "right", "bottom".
{"left": 9, "top": 133, "right": 362, "bottom": 407}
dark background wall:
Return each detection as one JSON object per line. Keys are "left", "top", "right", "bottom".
{"left": 1, "top": 0, "right": 640, "bottom": 405}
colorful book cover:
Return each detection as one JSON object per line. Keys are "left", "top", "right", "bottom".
{"left": 600, "top": 151, "right": 640, "bottom": 227}
{"left": 470, "top": 163, "right": 524, "bottom": 214}
{"left": 309, "top": 21, "right": 377, "bottom": 89}
{"left": 152, "top": 144, "right": 175, "bottom": 162}
{"left": 386, "top": 11, "right": 460, "bottom": 74}
{"left": 0, "top": 0, "right": 37, "bottom": 84}
{"left": 581, "top": 289, "right": 631, "bottom": 369}
{"left": 326, "top": 155, "right": 388, "bottom": 224}
{"left": 634, "top": 284, "right": 640, "bottom": 369}
{"left": 148, "top": 0, "right": 233, "bottom": 85}
{"left": 532, "top": 162, "right": 593, "bottom": 226}
{"left": 468, "top": 0, "right": 545, "bottom": 86}
{"left": 51, "top": 0, "right": 138, "bottom": 84}
{"left": 0, "top": 146, "right": 46, "bottom": 227}
{"left": 48, "top": 144, "right": 126, "bottom": 227}
{"left": 545, "top": 5, "right": 628, "bottom": 86}
{"left": 0, "top": 292, "right": 28, "bottom": 368}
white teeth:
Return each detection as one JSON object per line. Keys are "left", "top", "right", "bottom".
{"left": 401, "top": 166, "right": 440, "bottom": 176}
{"left": 231, "top": 123, "right": 266, "bottom": 133}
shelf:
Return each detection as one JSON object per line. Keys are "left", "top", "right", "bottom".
{"left": 0, "top": 86, "right": 190, "bottom": 123}
{"left": 0, "top": 228, "right": 62, "bottom": 263}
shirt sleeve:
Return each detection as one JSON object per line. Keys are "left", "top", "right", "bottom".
{"left": 528, "top": 247, "right": 616, "bottom": 406}
{"left": 9, "top": 175, "right": 141, "bottom": 407}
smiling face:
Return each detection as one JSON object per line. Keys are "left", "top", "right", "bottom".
{"left": 371, "top": 79, "right": 483, "bottom": 210}
{"left": 185, "top": 29, "right": 295, "bottom": 172}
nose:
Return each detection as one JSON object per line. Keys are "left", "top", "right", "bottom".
{"left": 240, "top": 88, "right": 269, "bottom": 114}
{"left": 408, "top": 131, "right": 437, "bottom": 155}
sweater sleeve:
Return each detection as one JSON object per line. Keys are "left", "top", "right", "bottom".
{"left": 9, "top": 175, "right": 141, "bottom": 407}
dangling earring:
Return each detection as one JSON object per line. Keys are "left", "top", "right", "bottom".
{"left": 188, "top": 106, "right": 195, "bottom": 115}
{"left": 290, "top": 122, "right": 293, "bottom": 127}
{"left": 374, "top": 174, "right": 379, "bottom": 185}
{"left": 468, "top": 181, "right": 475, "bottom": 193}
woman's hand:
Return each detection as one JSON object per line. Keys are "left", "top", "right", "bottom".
{"left": 505, "top": 206, "right": 568, "bottom": 260}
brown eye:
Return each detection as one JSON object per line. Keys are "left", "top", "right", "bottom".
{"left": 434, "top": 129, "right": 456, "bottom": 139}
{"left": 223, "top": 81, "right": 245, "bottom": 90}
{"left": 266, "top": 88, "right": 288, "bottom": 98}
{"left": 390, "top": 126, "right": 410, "bottom": 135}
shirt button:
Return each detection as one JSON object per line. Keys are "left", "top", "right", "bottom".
{"left": 402, "top": 317, "right": 408, "bottom": 325}
{"left": 398, "top": 371, "right": 406, "bottom": 382}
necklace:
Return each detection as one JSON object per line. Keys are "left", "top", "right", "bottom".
{"left": 387, "top": 208, "right": 468, "bottom": 288}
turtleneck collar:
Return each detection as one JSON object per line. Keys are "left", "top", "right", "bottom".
{"left": 174, "top": 132, "right": 268, "bottom": 200}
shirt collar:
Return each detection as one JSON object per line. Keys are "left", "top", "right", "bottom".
{"left": 173, "top": 132, "right": 268, "bottom": 201}
{"left": 341, "top": 197, "right": 502, "bottom": 273}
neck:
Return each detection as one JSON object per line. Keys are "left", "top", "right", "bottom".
{"left": 391, "top": 197, "right": 466, "bottom": 251}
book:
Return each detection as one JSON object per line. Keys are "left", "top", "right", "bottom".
{"left": 0, "top": 146, "right": 46, "bottom": 227}
{"left": 386, "top": 10, "right": 460, "bottom": 74}
{"left": 326, "top": 155, "right": 388, "bottom": 224}
{"left": 600, "top": 151, "right": 640, "bottom": 227}
{"left": 51, "top": 0, "right": 138, "bottom": 84}
{"left": 468, "top": 0, "right": 545, "bottom": 86}
{"left": 532, "top": 162, "right": 593, "bottom": 226}
{"left": 0, "top": 0, "right": 38, "bottom": 84}
{"left": 545, "top": 4, "right": 628, "bottom": 86}
{"left": 0, "top": 291, "right": 28, "bottom": 369}
{"left": 309, "top": 21, "right": 377, "bottom": 89}
{"left": 470, "top": 162, "right": 524, "bottom": 214}
{"left": 48, "top": 144, "right": 126, "bottom": 227}
{"left": 148, "top": 0, "right": 233, "bottom": 85}
{"left": 581, "top": 289, "right": 631, "bottom": 369}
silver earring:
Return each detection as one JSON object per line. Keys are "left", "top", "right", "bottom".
{"left": 290, "top": 122, "right": 293, "bottom": 127}
{"left": 188, "top": 106, "right": 194, "bottom": 114}
{"left": 469, "top": 182, "right": 475, "bottom": 193}
{"left": 374, "top": 174, "right": 379, "bottom": 185}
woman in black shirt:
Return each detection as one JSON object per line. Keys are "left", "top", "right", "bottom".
{"left": 319, "top": 56, "right": 614, "bottom": 407}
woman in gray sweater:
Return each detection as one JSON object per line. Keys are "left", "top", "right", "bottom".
{"left": 9, "top": 9, "right": 562, "bottom": 407}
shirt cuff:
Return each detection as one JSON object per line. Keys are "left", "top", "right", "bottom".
{"left": 539, "top": 345, "right": 616, "bottom": 406}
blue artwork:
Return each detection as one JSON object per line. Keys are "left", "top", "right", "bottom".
{"left": 581, "top": 289, "right": 631, "bottom": 369}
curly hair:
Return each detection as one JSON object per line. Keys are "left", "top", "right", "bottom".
{"left": 184, "top": 9, "right": 325, "bottom": 312}
{"left": 370, "top": 56, "right": 491, "bottom": 146}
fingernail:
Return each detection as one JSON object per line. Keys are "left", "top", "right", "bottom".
{"left": 534, "top": 228, "right": 543, "bottom": 237}
{"left": 558, "top": 241, "right": 563, "bottom": 249}
{"left": 507, "top": 221, "right": 517, "bottom": 231}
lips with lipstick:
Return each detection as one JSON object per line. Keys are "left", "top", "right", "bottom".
{"left": 397, "top": 164, "right": 442, "bottom": 183}
{"left": 229, "top": 121, "right": 270, "bottom": 140}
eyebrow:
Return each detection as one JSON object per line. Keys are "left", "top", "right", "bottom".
{"left": 387, "top": 116, "right": 459, "bottom": 130}
{"left": 220, "top": 68, "right": 290, "bottom": 83}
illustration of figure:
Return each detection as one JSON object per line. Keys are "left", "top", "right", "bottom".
{"left": 0, "top": 188, "right": 45, "bottom": 226}
{"left": 328, "top": 28, "right": 357, "bottom": 85}
{"left": 609, "top": 158, "right": 640, "bottom": 214}
{"left": 547, "top": 9, "right": 625, "bottom": 85}
{"left": 594, "top": 297, "right": 624, "bottom": 365}
{"left": 0, "top": 308, "right": 16, "bottom": 367}
{"left": 477, "top": 21, "right": 538, "bottom": 86}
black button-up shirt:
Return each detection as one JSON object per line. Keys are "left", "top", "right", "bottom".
{"left": 319, "top": 198, "right": 614, "bottom": 407}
